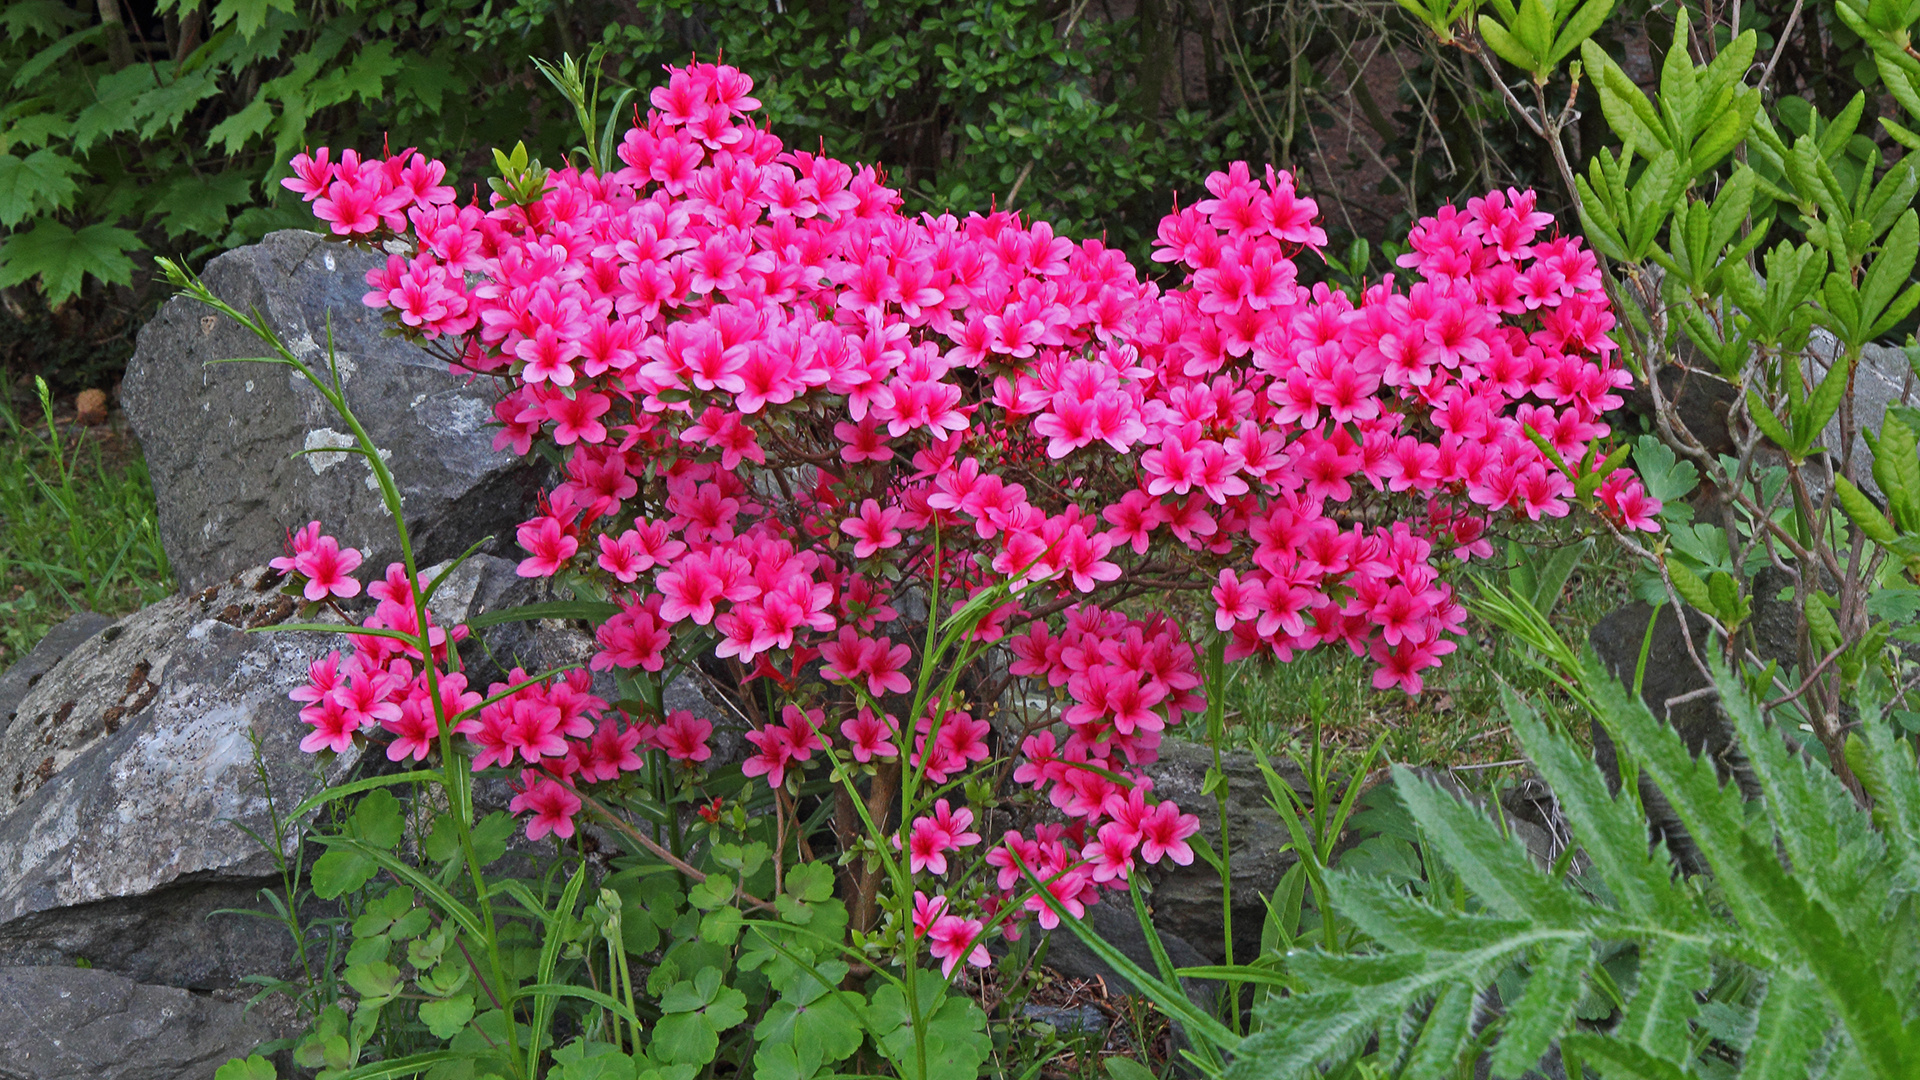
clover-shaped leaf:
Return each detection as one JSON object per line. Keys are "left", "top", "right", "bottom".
{"left": 418, "top": 993, "right": 475, "bottom": 1039}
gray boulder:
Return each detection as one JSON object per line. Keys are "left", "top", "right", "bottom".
{"left": 1135, "top": 737, "right": 1307, "bottom": 963}
{"left": 0, "top": 612, "right": 113, "bottom": 745}
{"left": 0, "top": 566, "right": 356, "bottom": 988}
{"left": 1809, "top": 333, "right": 1917, "bottom": 501}
{"left": 0, "top": 965, "right": 275, "bottom": 1080}
{"left": 123, "top": 229, "right": 548, "bottom": 595}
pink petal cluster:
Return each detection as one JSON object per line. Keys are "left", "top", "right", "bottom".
{"left": 281, "top": 529, "right": 716, "bottom": 841}
{"left": 283, "top": 59, "right": 1659, "bottom": 965}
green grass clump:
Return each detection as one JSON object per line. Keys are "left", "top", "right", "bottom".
{"left": 0, "top": 378, "right": 172, "bottom": 674}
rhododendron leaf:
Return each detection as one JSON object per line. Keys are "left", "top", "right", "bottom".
{"left": 1479, "top": 16, "right": 1540, "bottom": 73}
{"left": 1798, "top": 352, "right": 1853, "bottom": 454}
{"left": 1584, "top": 40, "right": 1667, "bottom": 152}
{"left": 1547, "top": 0, "right": 1613, "bottom": 67}
{"left": 1663, "top": 558, "right": 1715, "bottom": 614}
{"left": 1745, "top": 390, "right": 1796, "bottom": 458}
{"left": 418, "top": 993, "right": 475, "bottom": 1039}
{"left": 1837, "top": 477, "right": 1902, "bottom": 547}
{"left": 1691, "top": 87, "right": 1759, "bottom": 171}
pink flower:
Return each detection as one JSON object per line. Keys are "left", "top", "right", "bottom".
{"left": 294, "top": 532, "right": 363, "bottom": 601}
{"left": 1136, "top": 801, "right": 1200, "bottom": 866}
{"left": 516, "top": 517, "right": 578, "bottom": 577}
{"left": 840, "top": 499, "right": 905, "bottom": 558}
{"left": 511, "top": 770, "right": 583, "bottom": 840}
{"left": 928, "top": 914, "right": 990, "bottom": 977}
{"left": 840, "top": 708, "right": 900, "bottom": 762}
{"left": 654, "top": 710, "right": 713, "bottom": 762}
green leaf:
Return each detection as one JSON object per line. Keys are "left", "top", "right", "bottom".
{"left": 206, "top": 96, "right": 276, "bottom": 156}
{"left": 1231, "top": 987, "right": 1388, "bottom": 1079}
{"left": 464, "top": 599, "right": 622, "bottom": 629}
{"left": 1507, "top": 690, "right": 1689, "bottom": 924}
{"left": 10, "top": 27, "right": 102, "bottom": 91}
{"left": 1736, "top": 975, "right": 1827, "bottom": 1079}
{"left": 0, "top": 149, "right": 80, "bottom": 228}
{"left": 1392, "top": 766, "right": 1587, "bottom": 926}
{"left": 1613, "top": 940, "right": 1708, "bottom": 1061}
{"left": 1491, "top": 939, "right": 1587, "bottom": 1079}
{"left": 70, "top": 66, "right": 158, "bottom": 154}
{"left": 134, "top": 69, "right": 221, "bottom": 139}
{"left": 1, "top": 0, "right": 84, "bottom": 38}
{"left": 1479, "top": 16, "right": 1541, "bottom": 72}
{"left": 209, "top": 0, "right": 297, "bottom": 39}
{"left": 312, "top": 847, "right": 379, "bottom": 900}
{"left": 1745, "top": 390, "right": 1796, "bottom": 456}
{"left": 214, "top": 1055, "right": 277, "bottom": 1080}
{"left": 419, "top": 993, "right": 476, "bottom": 1039}
{"left": 1872, "top": 412, "right": 1920, "bottom": 531}
{"left": 1548, "top": 0, "right": 1614, "bottom": 65}
{"left": 1862, "top": 210, "right": 1920, "bottom": 332}
{"left": 0, "top": 221, "right": 141, "bottom": 305}
{"left": 1799, "top": 352, "right": 1853, "bottom": 452}
{"left": 1559, "top": 1033, "right": 1693, "bottom": 1080}
{"left": 1404, "top": 981, "right": 1477, "bottom": 1074}
{"left": 157, "top": 171, "right": 254, "bottom": 240}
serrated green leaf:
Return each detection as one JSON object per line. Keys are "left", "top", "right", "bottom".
{"left": 210, "top": 0, "right": 297, "bottom": 39}
{"left": 1, "top": 0, "right": 84, "bottom": 37}
{"left": 1739, "top": 973, "right": 1827, "bottom": 1080}
{"left": 0, "top": 220, "right": 141, "bottom": 304}
{"left": 1492, "top": 939, "right": 1587, "bottom": 1078}
{"left": 157, "top": 171, "right": 254, "bottom": 240}
{"left": 11, "top": 26, "right": 102, "bottom": 91}
{"left": 0, "top": 149, "right": 79, "bottom": 228}
{"left": 1393, "top": 766, "right": 1588, "bottom": 926}
{"left": 206, "top": 96, "right": 276, "bottom": 156}
{"left": 133, "top": 69, "right": 221, "bottom": 139}
{"left": 1614, "top": 939, "right": 1708, "bottom": 1061}
{"left": 1560, "top": 1033, "right": 1693, "bottom": 1079}
{"left": 70, "top": 66, "right": 158, "bottom": 155}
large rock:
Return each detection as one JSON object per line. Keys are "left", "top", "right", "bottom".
{"left": 0, "top": 965, "right": 274, "bottom": 1080}
{"left": 1135, "top": 738, "right": 1307, "bottom": 963}
{"left": 0, "top": 566, "right": 356, "bottom": 988}
{"left": 1810, "top": 334, "right": 1918, "bottom": 501}
{"left": 123, "top": 229, "right": 548, "bottom": 595}
{"left": 0, "top": 612, "right": 113, "bottom": 743}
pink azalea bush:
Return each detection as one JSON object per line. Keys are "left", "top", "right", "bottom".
{"left": 268, "top": 60, "right": 1655, "bottom": 971}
